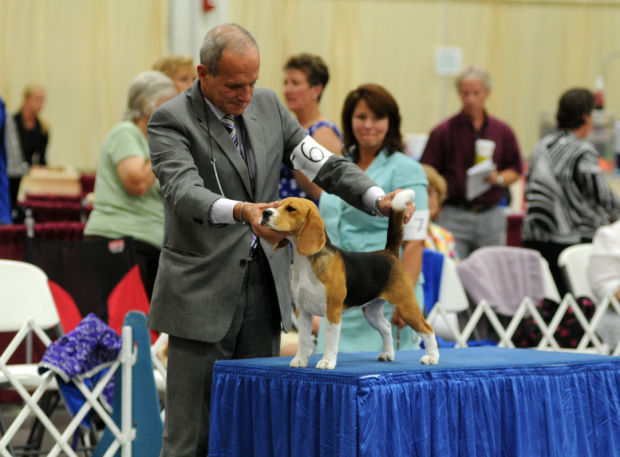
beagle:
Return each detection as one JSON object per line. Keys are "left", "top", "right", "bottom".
{"left": 261, "top": 190, "right": 439, "bottom": 370}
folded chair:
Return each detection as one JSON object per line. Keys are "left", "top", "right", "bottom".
{"left": 422, "top": 250, "right": 470, "bottom": 343}
{"left": 0, "top": 268, "right": 139, "bottom": 456}
{"left": 558, "top": 243, "right": 595, "bottom": 300}
{"left": 455, "top": 246, "right": 561, "bottom": 347}
{"left": 0, "top": 260, "right": 64, "bottom": 455}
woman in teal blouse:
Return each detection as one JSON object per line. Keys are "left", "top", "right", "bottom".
{"left": 317, "top": 83, "right": 429, "bottom": 353}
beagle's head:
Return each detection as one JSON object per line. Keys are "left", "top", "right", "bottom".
{"left": 261, "top": 197, "right": 326, "bottom": 256}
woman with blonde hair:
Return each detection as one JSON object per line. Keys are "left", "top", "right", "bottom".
{"left": 422, "top": 164, "right": 459, "bottom": 259}
{"left": 14, "top": 84, "right": 48, "bottom": 167}
{"left": 152, "top": 54, "right": 196, "bottom": 93}
{"left": 10, "top": 84, "right": 48, "bottom": 221}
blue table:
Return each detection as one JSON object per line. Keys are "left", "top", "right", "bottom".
{"left": 208, "top": 348, "right": 620, "bottom": 457}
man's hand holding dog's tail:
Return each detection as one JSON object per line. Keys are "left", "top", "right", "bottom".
{"left": 377, "top": 189, "right": 416, "bottom": 223}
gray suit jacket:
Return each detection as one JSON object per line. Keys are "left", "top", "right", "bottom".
{"left": 146, "top": 80, "right": 376, "bottom": 343}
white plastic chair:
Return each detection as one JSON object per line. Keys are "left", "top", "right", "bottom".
{"left": 0, "top": 259, "right": 61, "bottom": 391}
{"left": 403, "top": 133, "right": 428, "bottom": 161}
{"left": 0, "top": 260, "right": 63, "bottom": 455}
{"left": 451, "top": 247, "right": 563, "bottom": 347}
{"left": 558, "top": 243, "right": 595, "bottom": 300}
{"left": 150, "top": 332, "right": 167, "bottom": 396}
{"left": 540, "top": 257, "right": 561, "bottom": 303}
{"left": 428, "top": 255, "right": 470, "bottom": 341}
{"left": 0, "top": 260, "right": 138, "bottom": 456}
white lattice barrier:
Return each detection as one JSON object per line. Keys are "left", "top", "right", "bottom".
{"left": 427, "top": 293, "right": 620, "bottom": 355}
{"left": 0, "top": 319, "right": 137, "bottom": 457}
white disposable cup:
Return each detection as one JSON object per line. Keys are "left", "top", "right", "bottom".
{"left": 475, "top": 139, "right": 495, "bottom": 163}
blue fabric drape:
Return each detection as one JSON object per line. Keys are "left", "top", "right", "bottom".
{"left": 421, "top": 248, "right": 444, "bottom": 313}
{"left": 209, "top": 348, "right": 620, "bottom": 457}
{"left": 0, "top": 98, "right": 11, "bottom": 224}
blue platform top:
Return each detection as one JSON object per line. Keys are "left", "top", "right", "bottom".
{"left": 214, "top": 347, "right": 620, "bottom": 383}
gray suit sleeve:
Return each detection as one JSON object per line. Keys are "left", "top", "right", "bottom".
{"left": 270, "top": 92, "right": 379, "bottom": 213}
{"left": 313, "top": 155, "right": 378, "bottom": 214}
{"left": 148, "top": 104, "right": 221, "bottom": 226}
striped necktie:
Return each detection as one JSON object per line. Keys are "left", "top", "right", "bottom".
{"left": 221, "top": 114, "right": 258, "bottom": 255}
{"left": 221, "top": 114, "right": 244, "bottom": 159}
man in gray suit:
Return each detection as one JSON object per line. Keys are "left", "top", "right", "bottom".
{"left": 147, "top": 23, "right": 412, "bottom": 456}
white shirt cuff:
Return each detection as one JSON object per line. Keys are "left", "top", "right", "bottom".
{"left": 362, "top": 186, "right": 386, "bottom": 215}
{"left": 209, "top": 198, "right": 238, "bottom": 225}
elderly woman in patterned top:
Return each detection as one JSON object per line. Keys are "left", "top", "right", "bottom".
{"left": 523, "top": 87, "right": 620, "bottom": 296}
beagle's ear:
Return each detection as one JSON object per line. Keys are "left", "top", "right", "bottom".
{"left": 297, "top": 206, "right": 325, "bottom": 256}
{"left": 273, "top": 238, "right": 290, "bottom": 251}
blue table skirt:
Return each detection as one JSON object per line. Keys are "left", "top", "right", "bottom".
{"left": 209, "top": 347, "right": 620, "bottom": 457}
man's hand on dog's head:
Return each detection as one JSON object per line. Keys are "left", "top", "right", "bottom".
{"left": 243, "top": 201, "right": 293, "bottom": 244}
{"left": 378, "top": 189, "right": 416, "bottom": 223}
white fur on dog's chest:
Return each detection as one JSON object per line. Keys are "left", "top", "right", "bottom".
{"left": 291, "top": 253, "right": 327, "bottom": 317}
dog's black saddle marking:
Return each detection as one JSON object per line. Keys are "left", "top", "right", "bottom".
{"left": 341, "top": 251, "right": 392, "bottom": 307}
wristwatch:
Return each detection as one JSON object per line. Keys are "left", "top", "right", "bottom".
{"left": 497, "top": 174, "right": 505, "bottom": 186}
{"left": 374, "top": 195, "right": 384, "bottom": 215}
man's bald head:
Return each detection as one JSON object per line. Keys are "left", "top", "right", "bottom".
{"left": 200, "top": 23, "right": 259, "bottom": 76}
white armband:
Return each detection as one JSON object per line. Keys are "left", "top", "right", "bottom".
{"left": 403, "top": 209, "right": 430, "bottom": 241}
{"left": 289, "top": 135, "right": 333, "bottom": 181}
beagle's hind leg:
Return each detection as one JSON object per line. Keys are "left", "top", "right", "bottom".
{"left": 383, "top": 281, "right": 439, "bottom": 365}
{"left": 419, "top": 332, "right": 440, "bottom": 365}
{"left": 363, "top": 299, "right": 394, "bottom": 361}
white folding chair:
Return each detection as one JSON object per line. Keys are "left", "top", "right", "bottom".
{"left": 540, "top": 257, "right": 561, "bottom": 303}
{"left": 452, "top": 247, "right": 564, "bottom": 348}
{"left": 150, "top": 332, "right": 167, "bottom": 413}
{"left": 403, "top": 133, "right": 428, "bottom": 161}
{"left": 0, "top": 260, "right": 137, "bottom": 456}
{"left": 558, "top": 243, "right": 595, "bottom": 300}
{"left": 0, "top": 260, "right": 65, "bottom": 455}
{"left": 0, "top": 259, "right": 62, "bottom": 389}
{"left": 427, "top": 255, "right": 470, "bottom": 342}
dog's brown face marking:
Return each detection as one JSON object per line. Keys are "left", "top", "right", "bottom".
{"left": 269, "top": 197, "right": 326, "bottom": 255}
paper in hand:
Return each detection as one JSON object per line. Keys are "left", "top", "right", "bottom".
{"left": 466, "top": 159, "right": 495, "bottom": 201}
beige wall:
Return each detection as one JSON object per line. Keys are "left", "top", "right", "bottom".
{"left": 3, "top": 0, "right": 620, "bottom": 171}
{"left": 230, "top": 0, "right": 620, "bottom": 158}
{"left": 0, "top": 0, "right": 169, "bottom": 171}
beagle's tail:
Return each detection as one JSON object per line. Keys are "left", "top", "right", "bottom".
{"left": 385, "top": 189, "right": 415, "bottom": 256}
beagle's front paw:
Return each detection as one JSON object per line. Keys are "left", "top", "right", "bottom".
{"left": 420, "top": 353, "right": 439, "bottom": 365}
{"left": 377, "top": 350, "right": 395, "bottom": 362}
{"left": 315, "top": 358, "right": 336, "bottom": 370}
{"left": 290, "top": 356, "right": 309, "bottom": 368}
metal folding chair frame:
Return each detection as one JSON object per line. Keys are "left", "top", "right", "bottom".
{"left": 0, "top": 319, "right": 137, "bottom": 457}
{"left": 428, "top": 293, "right": 620, "bottom": 355}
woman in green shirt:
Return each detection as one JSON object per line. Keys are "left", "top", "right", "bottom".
{"left": 84, "top": 70, "right": 176, "bottom": 298}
